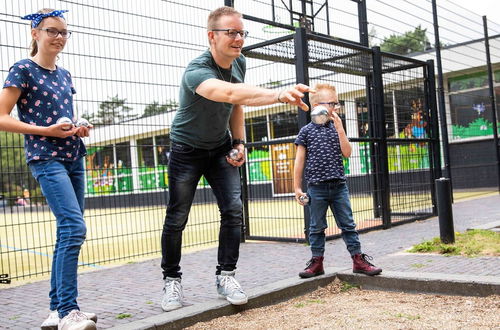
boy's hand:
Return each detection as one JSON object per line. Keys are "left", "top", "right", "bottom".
{"left": 295, "top": 190, "right": 308, "bottom": 205}
{"left": 330, "top": 111, "right": 345, "bottom": 134}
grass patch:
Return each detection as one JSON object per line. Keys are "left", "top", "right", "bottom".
{"left": 410, "top": 263, "right": 426, "bottom": 268}
{"left": 116, "top": 313, "right": 132, "bottom": 319}
{"left": 394, "top": 312, "right": 421, "bottom": 320}
{"left": 408, "top": 229, "right": 500, "bottom": 257}
{"left": 341, "top": 282, "right": 359, "bottom": 292}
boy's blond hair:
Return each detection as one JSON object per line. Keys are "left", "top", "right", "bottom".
{"left": 309, "top": 83, "right": 337, "bottom": 105}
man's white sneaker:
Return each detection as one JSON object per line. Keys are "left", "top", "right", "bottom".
{"left": 216, "top": 270, "right": 248, "bottom": 305}
{"left": 58, "top": 310, "right": 96, "bottom": 330}
{"left": 161, "top": 277, "right": 184, "bottom": 312}
{"left": 41, "top": 310, "right": 97, "bottom": 330}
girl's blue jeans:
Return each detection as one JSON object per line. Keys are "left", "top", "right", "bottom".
{"left": 29, "top": 158, "right": 86, "bottom": 318}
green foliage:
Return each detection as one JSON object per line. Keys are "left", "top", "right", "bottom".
{"left": 115, "top": 313, "right": 132, "bottom": 319}
{"left": 143, "top": 100, "right": 178, "bottom": 118}
{"left": 380, "top": 25, "right": 430, "bottom": 55}
{"left": 408, "top": 230, "right": 500, "bottom": 257}
{"left": 85, "top": 95, "right": 134, "bottom": 125}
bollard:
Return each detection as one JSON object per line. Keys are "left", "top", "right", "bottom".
{"left": 435, "top": 177, "right": 455, "bottom": 244}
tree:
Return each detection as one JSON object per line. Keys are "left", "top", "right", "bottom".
{"left": 0, "top": 131, "right": 41, "bottom": 204}
{"left": 380, "top": 25, "right": 431, "bottom": 55}
{"left": 142, "top": 100, "right": 178, "bottom": 117}
{"left": 84, "top": 95, "right": 135, "bottom": 125}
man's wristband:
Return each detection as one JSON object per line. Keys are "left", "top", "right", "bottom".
{"left": 232, "top": 139, "right": 245, "bottom": 147}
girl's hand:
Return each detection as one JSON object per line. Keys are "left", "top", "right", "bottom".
{"left": 45, "top": 123, "right": 78, "bottom": 138}
{"left": 75, "top": 125, "right": 93, "bottom": 137}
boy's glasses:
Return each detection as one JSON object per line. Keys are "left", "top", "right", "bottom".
{"left": 318, "top": 101, "right": 341, "bottom": 109}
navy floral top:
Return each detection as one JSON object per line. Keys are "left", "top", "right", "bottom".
{"left": 3, "top": 59, "right": 86, "bottom": 163}
{"left": 295, "top": 121, "right": 345, "bottom": 184}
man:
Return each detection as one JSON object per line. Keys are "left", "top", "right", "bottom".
{"left": 293, "top": 83, "right": 382, "bottom": 279}
{"left": 161, "top": 6, "right": 312, "bottom": 312}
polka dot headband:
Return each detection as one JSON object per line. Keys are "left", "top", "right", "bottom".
{"left": 21, "top": 10, "right": 68, "bottom": 28}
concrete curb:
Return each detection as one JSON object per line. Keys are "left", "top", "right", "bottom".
{"left": 111, "top": 267, "right": 345, "bottom": 330}
{"left": 111, "top": 268, "right": 500, "bottom": 330}
{"left": 336, "top": 270, "right": 500, "bottom": 297}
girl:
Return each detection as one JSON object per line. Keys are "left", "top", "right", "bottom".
{"left": 0, "top": 9, "right": 96, "bottom": 330}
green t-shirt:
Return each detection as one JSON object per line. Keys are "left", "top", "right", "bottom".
{"left": 171, "top": 49, "right": 246, "bottom": 149}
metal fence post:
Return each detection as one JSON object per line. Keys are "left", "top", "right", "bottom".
{"left": 294, "top": 27, "right": 311, "bottom": 242}
{"left": 426, "top": 59, "right": 442, "bottom": 215}
{"left": 482, "top": 16, "right": 500, "bottom": 194}
{"left": 371, "top": 46, "right": 391, "bottom": 229}
{"left": 435, "top": 177, "right": 454, "bottom": 243}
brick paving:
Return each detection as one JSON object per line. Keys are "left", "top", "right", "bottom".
{"left": 1, "top": 194, "right": 499, "bottom": 329}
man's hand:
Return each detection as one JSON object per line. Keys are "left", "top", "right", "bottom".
{"left": 278, "top": 84, "right": 316, "bottom": 111}
{"left": 226, "top": 143, "right": 245, "bottom": 167}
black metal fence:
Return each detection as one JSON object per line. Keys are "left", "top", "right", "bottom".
{"left": 240, "top": 29, "right": 438, "bottom": 242}
{"left": 0, "top": 0, "right": 498, "bottom": 281}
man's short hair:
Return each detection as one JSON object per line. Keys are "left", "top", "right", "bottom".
{"left": 207, "top": 6, "right": 242, "bottom": 30}
{"left": 309, "top": 83, "right": 337, "bottom": 104}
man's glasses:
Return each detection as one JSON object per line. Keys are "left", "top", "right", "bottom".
{"left": 37, "top": 27, "right": 72, "bottom": 39}
{"left": 318, "top": 101, "right": 341, "bottom": 109}
{"left": 212, "top": 29, "right": 249, "bottom": 39}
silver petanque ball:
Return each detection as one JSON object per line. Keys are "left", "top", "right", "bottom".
{"left": 56, "top": 116, "right": 74, "bottom": 131}
{"left": 311, "top": 105, "right": 329, "bottom": 125}
{"left": 229, "top": 148, "right": 240, "bottom": 160}
{"left": 299, "top": 195, "right": 309, "bottom": 204}
{"left": 75, "top": 118, "right": 91, "bottom": 128}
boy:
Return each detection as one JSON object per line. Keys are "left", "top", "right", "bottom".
{"left": 293, "top": 83, "right": 382, "bottom": 278}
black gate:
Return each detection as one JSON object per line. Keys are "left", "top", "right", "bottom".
{"left": 240, "top": 29, "right": 440, "bottom": 242}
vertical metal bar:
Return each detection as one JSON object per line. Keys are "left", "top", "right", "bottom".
{"left": 431, "top": 0, "right": 452, "bottom": 182}
{"left": 356, "top": 0, "right": 369, "bottom": 46}
{"left": 325, "top": 0, "right": 330, "bottom": 36}
{"left": 240, "top": 163, "right": 249, "bottom": 242}
{"left": 483, "top": 16, "right": 500, "bottom": 194}
{"left": 371, "top": 46, "right": 391, "bottom": 228}
{"left": 271, "top": 0, "right": 276, "bottom": 22}
{"left": 294, "top": 27, "right": 311, "bottom": 241}
{"left": 426, "top": 59, "right": 441, "bottom": 215}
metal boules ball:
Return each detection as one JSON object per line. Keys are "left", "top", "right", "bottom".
{"left": 75, "top": 118, "right": 91, "bottom": 128}
{"left": 56, "top": 116, "right": 74, "bottom": 131}
{"left": 229, "top": 148, "right": 240, "bottom": 160}
{"left": 311, "top": 105, "right": 329, "bottom": 125}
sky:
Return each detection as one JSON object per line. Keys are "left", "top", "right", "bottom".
{"left": 451, "top": 0, "right": 500, "bottom": 25}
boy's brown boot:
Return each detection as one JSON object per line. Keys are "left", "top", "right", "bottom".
{"left": 299, "top": 256, "right": 325, "bottom": 278}
{"left": 352, "top": 253, "right": 382, "bottom": 276}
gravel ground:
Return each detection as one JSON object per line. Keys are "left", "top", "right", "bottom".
{"left": 186, "top": 279, "right": 500, "bottom": 330}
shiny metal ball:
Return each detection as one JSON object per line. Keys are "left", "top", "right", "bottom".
{"left": 311, "top": 105, "right": 329, "bottom": 125}
{"left": 56, "top": 117, "right": 74, "bottom": 131}
{"left": 75, "top": 118, "right": 91, "bottom": 128}
{"left": 229, "top": 148, "right": 240, "bottom": 160}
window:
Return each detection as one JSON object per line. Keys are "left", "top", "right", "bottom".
{"left": 137, "top": 137, "right": 154, "bottom": 167}
{"left": 155, "top": 134, "right": 170, "bottom": 166}
{"left": 269, "top": 111, "right": 298, "bottom": 139}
